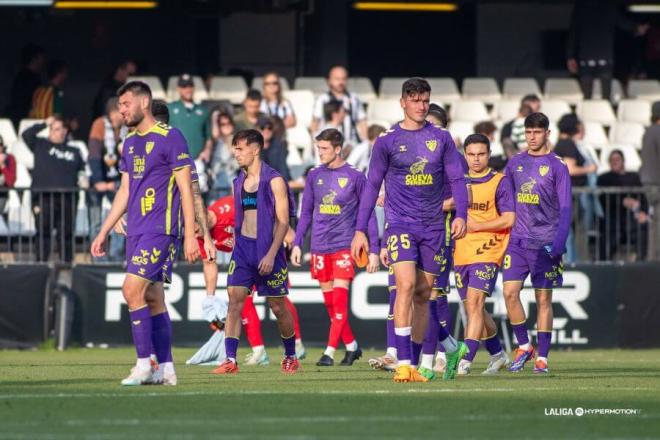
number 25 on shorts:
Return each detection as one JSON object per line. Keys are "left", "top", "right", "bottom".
{"left": 387, "top": 233, "right": 410, "bottom": 252}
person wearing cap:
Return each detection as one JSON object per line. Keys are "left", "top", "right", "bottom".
{"left": 640, "top": 101, "right": 660, "bottom": 259}
{"left": 167, "top": 74, "right": 212, "bottom": 163}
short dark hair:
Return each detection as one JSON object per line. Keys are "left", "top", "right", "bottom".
{"left": 401, "top": 77, "right": 431, "bottom": 98}
{"left": 151, "top": 100, "right": 169, "bottom": 124}
{"left": 117, "top": 80, "right": 152, "bottom": 101}
{"left": 367, "top": 124, "right": 386, "bottom": 141}
{"left": 557, "top": 113, "right": 580, "bottom": 136}
{"left": 323, "top": 99, "right": 344, "bottom": 121}
{"left": 315, "top": 128, "right": 344, "bottom": 148}
{"left": 521, "top": 94, "right": 540, "bottom": 105}
{"left": 609, "top": 149, "right": 625, "bottom": 161}
{"left": 428, "top": 103, "right": 448, "bottom": 128}
{"left": 524, "top": 112, "right": 550, "bottom": 130}
{"left": 474, "top": 121, "right": 497, "bottom": 137}
{"left": 49, "top": 113, "right": 70, "bottom": 130}
{"left": 232, "top": 129, "right": 264, "bottom": 149}
{"left": 47, "top": 60, "right": 67, "bottom": 80}
{"left": 105, "top": 97, "right": 119, "bottom": 115}
{"left": 245, "top": 89, "right": 262, "bottom": 102}
{"left": 464, "top": 133, "right": 491, "bottom": 152}
{"left": 327, "top": 65, "right": 347, "bottom": 78}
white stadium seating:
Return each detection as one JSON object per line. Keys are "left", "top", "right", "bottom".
{"left": 609, "top": 121, "right": 645, "bottom": 150}
{"left": 617, "top": 100, "right": 651, "bottom": 125}
{"left": 502, "top": 78, "right": 542, "bottom": 101}
{"left": 451, "top": 100, "right": 490, "bottom": 123}
{"left": 367, "top": 99, "right": 402, "bottom": 125}
{"left": 0, "top": 119, "right": 17, "bottom": 145}
{"left": 544, "top": 78, "right": 583, "bottom": 104}
{"left": 126, "top": 76, "right": 166, "bottom": 101}
{"left": 577, "top": 100, "right": 616, "bottom": 125}
{"left": 627, "top": 79, "right": 660, "bottom": 101}
{"left": 347, "top": 77, "right": 377, "bottom": 103}
{"left": 293, "top": 77, "right": 327, "bottom": 96}
{"left": 207, "top": 76, "right": 245, "bottom": 104}
{"left": 462, "top": 77, "right": 501, "bottom": 102}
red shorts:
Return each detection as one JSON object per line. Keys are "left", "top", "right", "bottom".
{"left": 311, "top": 250, "right": 355, "bottom": 283}
{"left": 197, "top": 238, "right": 212, "bottom": 260}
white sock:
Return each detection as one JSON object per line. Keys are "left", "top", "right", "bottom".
{"left": 386, "top": 347, "right": 397, "bottom": 358}
{"left": 394, "top": 326, "right": 411, "bottom": 336}
{"left": 162, "top": 361, "right": 175, "bottom": 375}
{"left": 345, "top": 340, "right": 358, "bottom": 351}
{"left": 439, "top": 335, "right": 458, "bottom": 353}
{"left": 436, "top": 351, "right": 446, "bottom": 361}
{"left": 397, "top": 359, "right": 411, "bottom": 366}
{"left": 228, "top": 357, "right": 236, "bottom": 363}
{"left": 324, "top": 346, "right": 336, "bottom": 358}
{"left": 420, "top": 354, "right": 434, "bottom": 370}
{"left": 519, "top": 342, "right": 531, "bottom": 350}
{"left": 295, "top": 338, "right": 303, "bottom": 345}
{"left": 136, "top": 357, "right": 151, "bottom": 371}
{"left": 537, "top": 356, "right": 547, "bottom": 363}
{"left": 490, "top": 350, "right": 504, "bottom": 359}
{"left": 252, "top": 345, "right": 265, "bottom": 354}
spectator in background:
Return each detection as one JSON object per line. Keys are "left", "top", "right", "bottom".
{"left": 167, "top": 74, "right": 212, "bottom": 163}
{"left": 501, "top": 94, "right": 541, "bottom": 153}
{"left": 209, "top": 110, "right": 237, "bottom": 199}
{"left": 0, "top": 135, "right": 17, "bottom": 217}
{"left": 347, "top": 124, "right": 386, "bottom": 173}
{"left": 5, "top": 44, "right": 46, "bottom": 125}
{"left": 29, "top": 60, "right": 67, "bottom": 119}
{"left": 260, "top": 72, "right": 296, "bottom": 128}
{"left": 234, "top": 89, "right": 265, "bottom": 132}
{"left": 88, "top": 97, "right": 123, "bottom": 261}
{"left": 567, "top": 0, "right": 648, "bottom": 101}
{"left": 92, "top": 59, "right": 137, "bottom": 118}
{"left": 258, "top": 115, "right": 291, "bottom": 183}
{"left": 427, "top": 103, "right": 448, "bottom": 128}
{"left": 598, "top": 149, "right": 648, "bottom": 261}
{"left": 311, "top": 65, "right": 367, "bottom": 146}
{"left": 554, "top": 113, "right": 602, "bottom": 262}
{"left": 23, "top": 115, "right": 84, "bottom": 262}
{"left": 640, "top": 101, "right": 660, "bottom": 260}
{"left": 474, "top": 120, "right": 505, "bottom": 171}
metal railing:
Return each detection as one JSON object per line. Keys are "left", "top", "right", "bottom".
{"left": 1, "top": 186, "right": 658, "bottom": 264}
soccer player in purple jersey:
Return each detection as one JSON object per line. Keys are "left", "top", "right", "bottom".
{"left": 351, "top": 78, "right": 470, "bottom": 382}
{"left": 292, "top": 128, "right": 380, "bottom": 366}
{"left": 91, "top": 81, "right": 201, "bottom": 386}
{"left": 502, "top": 113, "right": 572, "bottom": 374}
{"left": 213, "top": 129, "right": 300, "bottom": 375}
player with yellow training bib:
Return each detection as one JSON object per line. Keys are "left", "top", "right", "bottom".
{"left": 453, "top": 134, "right": 515, "bottom": 376}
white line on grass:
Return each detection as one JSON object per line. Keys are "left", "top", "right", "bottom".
{"left": 0, "top": 386, "right": 655, "bottom": 400}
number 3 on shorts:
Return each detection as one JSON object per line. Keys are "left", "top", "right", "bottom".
{"left": 503, "top": 255, "right": 511, "bottom": 270}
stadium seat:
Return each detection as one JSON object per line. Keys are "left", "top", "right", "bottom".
{"left": 462, "top": 77, "right": 501, "bottom": 102}
{"left": 582, "top": 122, "right": 609, "bottom": 148}
{"left": 207, "top": 76, "right": 245, "bottom": 104}
{"left": 347, "top": 77, "right": 377, "bottom": 103}
{"left": 286, "top": 125, "right": 313, "bottom": 163}
{"left": 490, "top": 140, "right": 504, "bottom": 157}
{"left": 251, "top": 76, "right": 290, "bottom": 92}
{"left": 426, "top": 77, "right": 461, "bottom": 102}
{"left": 502, "top": 78, "right": 542, "bottom": 100}
{"left": 494, "top": 99, "right": 520, "bottom": 122}
{"left": 544, "top": 78, "right": 583, "bottom": 104}
{"left": 591, "top": 78, "right": 624, "bottom": 102}
{"left": 284, "top": 90, "right": 315, "bottom": 128}
{"left": 539, "top": 100, "right": 572, "bottom": 123}
{"left": 75, "top": 189, "right": 89, "bottom": 237}
{"left": 447, "top": 121, "right": 474, "bottom": 145}
{"left": 126, "top": 76, "right": 166, "bottom": 101}
{"left": 367, "top": 99, "right": 402, "bottom": 125}
{"left": 627, "top": 79, "right": 660, "bottom": 100}
{"left": 450, "top": 100, "right": 490, "bottom": 123}
{"left": 166, "top": 75, "right": 209, "bottom": 102}
{"left": 293, "top": 77, "right": 327, "bottom": 96}
{"left": 0, "top": 119, "right": 17, "bottom": 145}
{"left": 11, "top": 119, "right": 46, "bottom": 169}
{"left": 598, "top": 144, "right": 642, "bottom": 173}
{"left": 609, "top": 121, "right": 645, "bottom": 149}
{"left": 548, "top": 122, "right": 559, "bottom": 146}
{"left": 577, "top": 100, "right": 616, "bottom": 125}
{"left": 378, "top": 77, "right": 408, "bottom": 99}
{"left": 617, "top": 100, "right": 651, "bottom": 125}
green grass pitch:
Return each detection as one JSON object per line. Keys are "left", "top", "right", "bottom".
{"left": 1, "top": 347, "right": 659, "bottom": 439}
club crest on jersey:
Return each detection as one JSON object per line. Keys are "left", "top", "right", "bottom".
{"left": 425, "top": 139, "right": 437, "bottom": 152}
{"left": 406, "top": 156, "right": 433, "bottom": 186}
{"left": 317, "top": 178, "right": 323, "bottom": 185}
{"left": 539, "top": 165, "right": 549, "bottom": 177}
{"left": 399, "top": 145, "right": 407, "bottom": 152}
{"left": 338, "top": 177, "right": 348, "bottom": 188}
{"left": 146, "top": 141, "right": 155, "bottom": 154}
{"left": 517, "top": 177, "right": 539, "bottom": 205}
{"left": 128, "top": 146, "right": 134, "bottom": 154}
{"left": 516, "top": 165, "right": 523, "bottom": 172}
{"left": 320, "top": 190, "right": 341, "bottom": 214}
